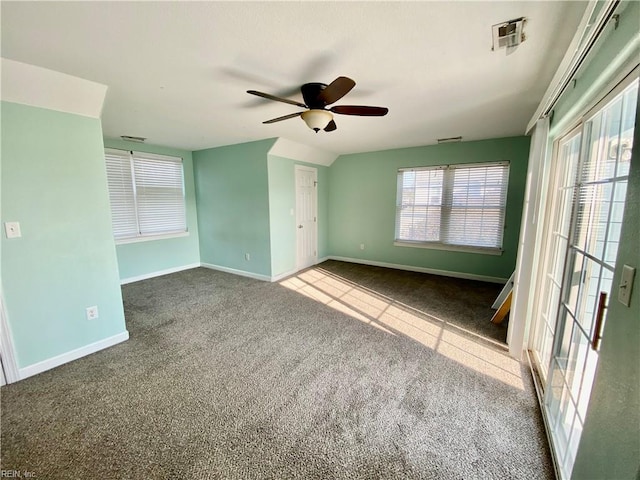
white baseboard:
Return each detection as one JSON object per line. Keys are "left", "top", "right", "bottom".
{"left": 270, "top": 257, "right": 331, "bottom": 282}
{"left": 120, "top": 263, "right": 201, "bottom": 285}
{"left": 327, "top": 256, "right": 508, "bottom": 284}
{"left": 270, "top": 269, "right": 299, "bottom": 282}
{"left": 200, "top": 262, "right": 271, "bottom": 282}
{"left": 271, "top": 257, "right": 329, "bottom": 282}
{"left": 18, "top": 330, "right": 130, "bottom": 381}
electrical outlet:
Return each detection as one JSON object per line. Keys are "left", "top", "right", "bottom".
{"left": 86, "top": 306, "right": 99, "bottom": 320}
{"left": 245, "top": 253, "right": 251, "bottom": 261}
{"left": 360, "top": 243, "right": 365, "bottom": 250}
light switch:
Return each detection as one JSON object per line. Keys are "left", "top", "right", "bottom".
{"left": 618, "top": 264, "right": 635, "bottom": 307}
{"left": 4, "top": 222, "right": 21, "bottom": 239}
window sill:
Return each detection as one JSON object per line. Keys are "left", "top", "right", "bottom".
{"left": 115, "top": 231, "right": 189, "bottom": 245}
{"left": 394, "top": 241, "right": 503, "bottom": 256}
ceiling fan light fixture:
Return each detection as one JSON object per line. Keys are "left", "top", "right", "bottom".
{"left": 301, "top": 109, "right": 333, "bottom": 132}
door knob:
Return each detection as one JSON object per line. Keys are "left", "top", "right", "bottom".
{"left": 298, "top": 225, "right": 303, "bottom": 229}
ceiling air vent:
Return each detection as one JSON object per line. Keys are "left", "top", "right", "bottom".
{"left": 437, "top": 136, "right": 462, "bottom": 144}
{"left": 492, "top": 17, "right": 526, "bottom": 51}
{"left": 120, "top": 135, "right": 146, "bottom": 143}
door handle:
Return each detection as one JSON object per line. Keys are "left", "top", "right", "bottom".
{"left": 298, "top": 225, "right": 303, "bottom": 229}
{"left": 592, "top": 291, "right": 607, "bottom": 351}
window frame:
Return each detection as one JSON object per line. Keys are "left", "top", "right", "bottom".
{"left": 394, "top": 161, "right": 510, "bottom": 255}
{"left": 104, "top": 148, "right": 188, "bottom": 244}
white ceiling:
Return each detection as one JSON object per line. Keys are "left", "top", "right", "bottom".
{"left": 1, "top": 1, "right": 586, "bottom": 155}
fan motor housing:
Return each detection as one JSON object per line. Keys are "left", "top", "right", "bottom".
{"left": 301, "top": 83, "right": 328, "bottom": 109}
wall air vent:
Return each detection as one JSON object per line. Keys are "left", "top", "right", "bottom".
{"left": 437, "top": 136, "right": 462, "bottom": 144}
{"left": 492, "top": 17, "right": 526, "bottom": 52}
{"left": 120, "top": 135, "right": 146, "bottom": 143}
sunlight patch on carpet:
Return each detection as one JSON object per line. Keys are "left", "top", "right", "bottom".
{"left": 280, "top": 267, "right": 524, "bottom": 390}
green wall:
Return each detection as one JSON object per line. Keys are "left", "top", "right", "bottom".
{"left": 317, "top": 163, "right": 329, "bottom": 260}
{"left": 193, "top": 139, "right": 275, "bottom": 277}
{"left": 550, "top": 0, "right": 640, "bottom": 139}
{"left": 267, "top": 155, "right": 296, "bottom": 277}
{"left": 553, "top": 1, "right": 640, "bottom": 477}
{"left": 267, "top": 155, "right": 329, "bottom": 278}
{"left": 1, "top": 102, "right": 127, "bottom": 368}
{"left": 327, "top": 136, "right": 530, "bottom": 280}
{"left": 103, "top": 138, "right": 200, "bottom": 281}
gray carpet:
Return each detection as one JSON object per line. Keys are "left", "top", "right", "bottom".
{"left": 1, "top": 261, "right": 552, "bottom": 479}
{"left": 317, "top": 261, "right": 508, "bottom": 343}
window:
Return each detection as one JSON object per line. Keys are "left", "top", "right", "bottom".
{"left": 395, "top": 162, "right": 509, "bottom": 253}
{"left": 105, "top": 148, "right": 187, "bottom": 242}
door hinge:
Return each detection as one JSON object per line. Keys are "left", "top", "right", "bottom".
{"left": 314, "top": 181, "right": 318, "bottom": 187}
{"left": 314, "top": 217, "right": 317, "bottom": 222}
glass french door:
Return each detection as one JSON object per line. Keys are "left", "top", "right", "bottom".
{"left": 531, "top": 76, "right": 638, "bottom": 479}
{"left": 530, "top": 129, "right": 582, "bottom": 381}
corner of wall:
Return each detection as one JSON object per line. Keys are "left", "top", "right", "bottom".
{"left": 1, "top": 62, "right": 126, "bottom": 380}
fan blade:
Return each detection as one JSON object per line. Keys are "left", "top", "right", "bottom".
{"left": 318, "top": 77, "right": 356, "bottom": 105}
{"left": 263, "top": 112, "right": 303, "bottom": 124}
{"left": 324, "top": 120, "right": 337, "bottom": 132}
{"left": 247, "top": 90, "right": 307, "bottom": 108}
{"left": 331, "top": 105, "right": 389, "bottom": 116}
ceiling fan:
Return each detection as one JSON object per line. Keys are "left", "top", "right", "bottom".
{"left": 247, "top": 76, "right": 388, "bottom": 133}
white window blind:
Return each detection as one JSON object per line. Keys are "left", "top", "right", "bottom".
{"left": 105, "top": 149, "right": 138, "bottom": 239}
{"left": 105, "top": 148, "right": 187, "bottom": 241}
{"left": 396, "top": 162, "right": 509, "bottom": 252}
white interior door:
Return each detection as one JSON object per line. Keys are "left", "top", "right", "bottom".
{"left": 295, "top": 165, "right": 318, "bottom": 270}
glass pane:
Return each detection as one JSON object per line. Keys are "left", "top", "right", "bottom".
{"left": 583, "top": 96, "right": 621, "bottom": 183}
{"left": 397, "top": 169, "right": 444, "bottom": 242}
{"left": 566, "top": 251, "right": 585, "bottom": 315}
{"left": 604, "top": 181, "right": 628, "bottom": 267}
{"left": 573, "top": 182, "right": 613, "bottom": 260}
{"left": 545, "top": 282, "right": 562, "bottom": 323}
{"left": 566, "top": 417, "right": 584, "bottom": 475}
{"left": 580, "top": 117, "right": 598, "bottom": 182}
{"left": 599, "top": 268, "right": 614, "bottom": 313}
{"left": 558, "top": 187, "right": 575, "bottom": 237}
{"left": 567, "top": 325, "right": 590, "bottom": 400}
{"left": 563, "top": 135, "right": 582, "bottom": 188}
{"left": 577, "top": 348, "right": 599, "bottom": 420}
{"left": 552, "top": 236, "right": 569, "bottom": 284}
{"left": 556, "top": 309, "right": 574, "bottom": 372}
{"left": 616, "top": 84, "right": 638, "bottom": 177}
{"left": 398, "top": 206, "right": 441, "bottom": 242}
{"left": 540, "top": 324, "right": 556, "bottom": 376}
{"left": 546, "top": 360, "right": 565, "bottom": 427}
{"left": 575, "top": 258, "right": 601, "bottom": 333}
{"left": 555, "top": 384, "right": 573, "bottom": 457}
{"left": 446, "top": 164, "right": 509, "bottom": 248}
{"left": 402, "top": 171, "right": 416, "bottom": 189}
{"left": 559, "top": 391, "right": 577, "bottom": 454}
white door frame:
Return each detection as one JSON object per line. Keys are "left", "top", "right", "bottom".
{"left": 295, "top": 165, "right": 318, "bottom": 271}
{"left": 0, "top": 292, "right": 20, "bottom": 383}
